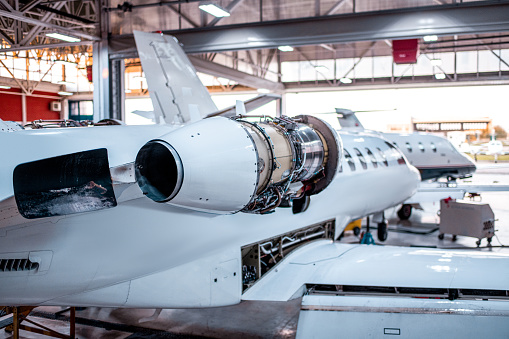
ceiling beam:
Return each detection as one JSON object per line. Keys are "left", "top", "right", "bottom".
{"left": 188, "top": 55, "right": 284, "bottom": 92}
{"left": 109, "top": 2, "right": 509, "bottom": 56}
{"left": 0, "top": 8, "right": 99, "bottom": 41}
{"left": 175, "top": 2, "right": 509, "bottom": 53}
{"left": 0, "top": 39, "right": 92, "bottom": 52}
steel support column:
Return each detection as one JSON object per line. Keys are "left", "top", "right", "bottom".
{"left": 93, "top": 0, "right": 110, "bottom": 121}
{"left": 110, "top": 58, "right": 125, "bottom": 121}
{"left": 92, "top": 40, "right": 110, "bottom": 121}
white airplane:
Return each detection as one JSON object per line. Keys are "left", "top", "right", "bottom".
{"left": 336, "top": 109, "right": 477, "bottom": 220}
{"left": 0, "top": 31, "right": 419, "bottom": 307}
{"left": 336, "top": 109, "right": 477, "bottom": 181}
{"left": 0, "top": 32, "right": 508, "bottom": 337}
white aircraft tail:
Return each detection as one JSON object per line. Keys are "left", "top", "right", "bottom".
{"left": 133, "top": 31, "right": 218, "bottom": 125}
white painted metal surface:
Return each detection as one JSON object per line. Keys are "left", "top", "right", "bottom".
{"left": 243, "top": 240, "right": 509, "bottom": 301}
{"left": 133, "top": 31, "right": 217, "bottom": 124}
{"left": 0, "top": 124, "right": 176, "bottom": 202}
{"left": 297, "top": 295, "right": 509, "bottom": 339}
{"left": 0, "top": 126, "right": 420, "bottom": 307}
{"left": 146, "top": 117, "right": 259, "bottom": 214}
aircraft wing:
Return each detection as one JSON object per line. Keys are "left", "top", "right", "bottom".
{"left": 242, "top": 240, "right": 509, "bottom": 337}
{"left": 405, "top": 182, "right": 509, "bottom": 204}
{"left": 133, "top": 31, "right": 218, "bottom": 125}
{"left": 242, "top": 240, "right": 509, "bottom": 302}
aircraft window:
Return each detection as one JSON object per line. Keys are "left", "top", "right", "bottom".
{"left": 354, "top": 148, "right": 368, "bottom": 170}
{"left": 418, "top": 142, "right": 425, "bottom": 152}
{"left": 405, "top": 142, "right": 412, "bottom": 153}
{"left": 344, "top": 149, "right": 356, "bottom": 171}
{"left": 365, "top": 148, "right": 378, "bottom": 168}
{"left": 377, "top": 147, "right": 388, "bottom": 166}
{"left": 430, "top": 142, "right": 437, "bottom": 153}
{"left": 385, "top": 142, "right": 406, "bottom": 165}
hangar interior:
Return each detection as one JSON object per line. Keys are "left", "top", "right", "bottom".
{"left": 0, "top": 0, "right": 508, "bottom": 122}
{"left": 1, "top": 0, "right": 509, "bottom": 338}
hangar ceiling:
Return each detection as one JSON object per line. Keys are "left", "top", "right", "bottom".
{"left": 0, "top": 0, "right": 508, "bottom": 120}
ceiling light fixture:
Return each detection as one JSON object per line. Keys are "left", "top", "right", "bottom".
{"left": 278, "top": 46, "right": 294, "bottom": 52}
{"left": 199, "top": 4, "right": 230, "bottom": 17}
{"left": 257, "top": 88, "right": 270, "bottom": 94}
{"left": 58, "top": 91, "right": 73, "bottom": 96}
{"left": 434, "top": 73, "right": 446, "bottom": 80}
{"left": 339, "top": 77, "right": 353, "bottom": 84}
{"left": 46, "top": 32, "right": 81, "bottom": 43}
{"left": 423, "top": 35, "right": 438, "bottom": 42}
{"left": 0, "top": 85, "right": 11, "bottom": 89}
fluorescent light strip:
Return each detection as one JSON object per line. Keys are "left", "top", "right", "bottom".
{"left": 434, "top": 73, "right": 446, "bottom": 80}
{"left": 423, "top": 35, "right": 438, "bottom": 42}
{"left": 278, "top": 45, "right": 294, "bottom": 52}
{"left": 199, "top": 4, "right": 230, "bottom": 17}
{"left": 46, "top": 33, "right": 81, "bottom": 43}
{"left": 58, "top": 91, "right": 73, "bottom": 96}
{"left": 339, "top": 77, "right": 352, "bottom": 84}
{"left": 0, "top": 85, "right": 11, "bottom": 89}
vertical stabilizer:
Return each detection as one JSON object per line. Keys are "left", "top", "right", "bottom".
{"left": 335, "top": 108, "right": 364, "bottom": 130}
{"left": 133, "top": 31, "right": 217, "bottom": 125}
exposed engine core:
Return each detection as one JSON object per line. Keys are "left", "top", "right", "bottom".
{"left": 135, "top": 116, "right": 341, "bottom": 214}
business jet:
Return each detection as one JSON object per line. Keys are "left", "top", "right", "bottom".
{"left": 336, "top": 109, "right": 477, "bottom": 220}
{"left": 0, "top": 32, "right": 419, "bottom": 307}
{"left": 0, "top": 32, "right": 507, "bottom": 337}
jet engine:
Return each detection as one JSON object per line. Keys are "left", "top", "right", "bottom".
{"left": 135, "top": 116, "right": 341, "bottom": 214}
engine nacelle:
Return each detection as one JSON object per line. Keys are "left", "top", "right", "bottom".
{"left": 135, "top": 116, "right": 341, "bottom": 214}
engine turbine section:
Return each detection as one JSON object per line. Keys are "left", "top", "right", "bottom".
{"left": 135, "top": 116, "right": 341, "bottom": 214}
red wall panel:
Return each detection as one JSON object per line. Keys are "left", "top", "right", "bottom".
{"left": 0, "top": 90, "right": 61, "bottom": 122}
{"left": 0, "top": 89, "right": 23, "bottom": 121}
{"left": 27, "top": 91, "right": 60, "bottom": 121}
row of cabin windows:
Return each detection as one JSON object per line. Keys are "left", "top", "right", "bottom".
{"left": 394, "top": 141, "right": 437, "bottom": 154}
{"left": 341, "top": 142, "right": 405, "bottom": 172}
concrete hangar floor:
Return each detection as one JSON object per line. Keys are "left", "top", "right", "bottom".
{"left": 2, "top": 162, "right": 508, "bottom": 339}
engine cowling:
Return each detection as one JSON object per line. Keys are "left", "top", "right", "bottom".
{"left": 135, "top": 116, "right": 341, "bottom": 214}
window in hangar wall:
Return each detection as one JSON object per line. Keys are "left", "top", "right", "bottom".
{"left": 69, "top": 101, "right": 93, "bottom": 121}
{"left": 281, "top": 49, "right": 509, "bottom": 82}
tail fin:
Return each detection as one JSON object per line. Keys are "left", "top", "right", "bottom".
{"left": 335, "top": 108, "right": 364, "bottom": 130}
{"left": 133, "top": 31, "right": 217, "bottom": 125}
